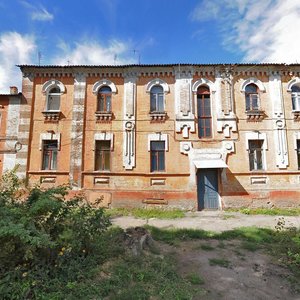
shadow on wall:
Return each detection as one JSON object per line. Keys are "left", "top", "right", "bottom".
{"left": 221, "top": 168, "right": 248, "bottom": 196}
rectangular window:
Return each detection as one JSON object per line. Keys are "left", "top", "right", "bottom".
{"left": 246, "top": 94, "right": 259, "bottom": 111}
{"left": 150, "top": 93, "right": 164, "bottom": 112}
{"left": 292, "top": 94, "right": 300, "bottom": 111}
{"left": 42, "top": 140, "right": 58, "bottom": 170}
{"left": 197, "top": 94, "right": 212, "bottom": 138}
{"left": 95, "top": 141, "right": 111, "bottom": 171}
{"left": 150, "top": 141, "right": 165, "bottom": 172}
{"left": 98, "top": 94, "right": 111, "bottom": 112}
{"left": 297, "top": 140, "right": 300, "bottom": 170}
{"left": 248, "top": 140, "right": 264, "bottom": 171}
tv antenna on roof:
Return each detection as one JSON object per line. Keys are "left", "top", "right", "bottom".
{"left": 133, "top": 49, "right": 141, "bottom": 64}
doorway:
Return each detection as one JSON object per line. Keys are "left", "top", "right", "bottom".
{"left": 197, "top": 169, "right": 219, "bottom": 210}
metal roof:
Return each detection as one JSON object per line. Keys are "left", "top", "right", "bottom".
{"left": 17, "top": 63, "right": 300, "bottom": 69}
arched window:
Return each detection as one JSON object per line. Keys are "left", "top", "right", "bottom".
{"left": 197, "top": 85, "right": 211, "bottom": 138}
{"left": 97, "top": 86, "right": 112, "bottom": 112}
{"left": 245, "top": 84, "right": 259, "bottom": 111}
{"left": 150, "top": 85, "right": 164, "bottom": 112}
{"left": 291, "top": 85, "right": 300, "bottom": 111}
{"left": 47, "top": 87, "right": 61, "bottom": 111}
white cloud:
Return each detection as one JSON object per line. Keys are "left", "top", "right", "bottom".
{"left": 20, "top": 1, "right": 53, "bottom": 22}
{"left": 0, "top": 32, "right": 36, "bottom": 93}
{"left": 191, "top": 0, "right": 300, "bottom": 63}
{"left": 31, "top": 8, "right": 53, "bottom": 21}
{"left": 52, "top": 39, "right": 135, "bottom": 65}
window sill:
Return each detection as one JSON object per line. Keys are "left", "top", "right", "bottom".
{"left": 95, "top": 111, "right": 113, "bottom": 122}
{"left": 292, "top": 111, "right": 300, "bottom": 121}
{"left": 42, "top": 111, "right": 61, "bottom": 121}
{"left": 149, "top": 111, "right": 167, "bottom": 122}
{"left": 246, "top": 110, "right": 265, "bottom": 121}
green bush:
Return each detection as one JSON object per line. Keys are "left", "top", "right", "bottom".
{"left": 0, "top": 170, "right": 112, "bottom": 299}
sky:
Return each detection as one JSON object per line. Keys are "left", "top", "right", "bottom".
{"left": 0, "top": 0, "right": 300, "bottom": 93}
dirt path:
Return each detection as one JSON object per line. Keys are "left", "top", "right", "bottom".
{"left": 159, "top": 239, "right": 300, "bottom": 300}
{"left": 112, "top": 211, "right": 300, "bottom": 232}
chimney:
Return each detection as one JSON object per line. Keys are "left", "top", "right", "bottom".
{"left": 10, "top": 86, "right": 18, "bottom": 95}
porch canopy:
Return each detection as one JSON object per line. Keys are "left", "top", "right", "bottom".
{"left": 193, "top": 159, "right": 228, "bottom": 169}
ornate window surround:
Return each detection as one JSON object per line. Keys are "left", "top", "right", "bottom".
{"left": 92, "top": 79, "right": 117, "bottom": 95}
{"left": 245, "top": 131, "right": 268, "bottom": 171}
{"left": 146, "top": 79, "right": 169, "bottom": 121}
{"left": 93, "top": 80, "right": 117, "bottom": 121}
{"left": 287, "top": 78, "right": 300, "bottom": 119}
{"left": 192, "top": 78, "right": 216, "bottom": 94}
{"left": 240, "top": 77, "right": 266, "bottom": 93}
{"left": 147, "top": 133, "right": 168, "bottom": 151}
{"left": 42, "top": 80, "right": 65, "bottom": 121}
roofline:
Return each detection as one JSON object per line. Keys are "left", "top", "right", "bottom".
{"left": 0, "top": 92, "right": 22, "bottom": 97}
{"left": 17, "top": 63, "right": 300, "bottom": 69}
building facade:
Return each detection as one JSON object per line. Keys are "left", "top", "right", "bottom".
{"left": 3, "top": 63, "right": 300, "bottom": 209}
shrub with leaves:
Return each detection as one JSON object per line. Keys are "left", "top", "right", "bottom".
{"left": 0, "top": 171, "right": 112, "bottom": 299}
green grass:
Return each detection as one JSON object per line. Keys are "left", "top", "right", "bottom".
{"left": 226, "top": 207, "right": 300, "bottom": 216}
{"left": 200, "top": 244, "right": 215, "bottom": 251}
{"left": 209, "top": 258, "right": 231, "bottom": 268}
{"left": 240, "top": 241, "right": 260, "bottom": 252}
{"left": 147, "top": 225, "right": 300, "bottom": 287}
{"left": 105, "top": 207, "right": 185, "bottom": 219}
{"left": 185, "top": 273, "right": 205, "bottom": 285}
{"left": 97, "top": 254, "right": 205, "bottom": 299}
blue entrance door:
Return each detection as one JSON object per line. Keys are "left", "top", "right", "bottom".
{"left": 197, "top": 169, "right": 219, "bottom": 210}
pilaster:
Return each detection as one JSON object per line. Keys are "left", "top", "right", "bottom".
{"left": 69, "top": 73, "right": 86, "bottom": 188}
{"left": 123, "top": 74, "right": 137, "bottom": 169}
{"left": 269, "top": 73, "right": 289, "bottom": 168}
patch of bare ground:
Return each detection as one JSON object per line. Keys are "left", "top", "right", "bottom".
{"left": 158, "top": 239, "right": 299, "bottom": 300}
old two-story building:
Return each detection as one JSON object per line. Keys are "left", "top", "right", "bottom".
{"left": 3, "top": 63, "right": 300, "bottom": 209}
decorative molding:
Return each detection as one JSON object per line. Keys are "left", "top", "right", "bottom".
{"left": 150, "top": 111, "right": 167, "bottom": 121}
{"left": 95, "top": 111, "right": 113, "bottom": 121}
{"left": 250, "top": 176, "right": 267, "bottom": 185}
{"left": 287, "top": 77, "right": 300, "bottom": 91}
{"left": 175, "top": 74, "right": 195, "bottom": 138}
{"left": 94, "top": 132, "right": 114, "bottom": 150}
{"left": 92, "top": 79, "right": 117, "bottom": 95}
{"left": 39, "top": 132, "right": 61, "bottom": 150}
{"left": 192, "top": 78, "right": 216, "bottom": 93}
{"left": 42, "top": 79, "right": 66, "bottom": 94}
{"left": 147, "top": 133, "right": 169, "bottom": 151}
{"left": 123, "top": 76, "right": 137, "bottom": 169}
{"left": 150, "top": 178, "right": 166, "bottom": 186}
{"left": 245, "top": 132, "right": 268, "bottom": 150}
{"left": 94, "top": 177, "right": 110, "bottom": 184}
{"left": 180, "top": 141, "right": 234, "bottom": 187}
{"left": 240, "top": 77, "right": 266, "bottom": 92}
{"left": 217, "top": 115, "right": 237, "bottom": 138}
{"left": 145, "top": 78, "right": 170, "bottom": 93}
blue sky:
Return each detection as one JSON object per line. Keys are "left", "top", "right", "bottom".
{"left": 0, "top": 0, "right": 299, "bottom": 92}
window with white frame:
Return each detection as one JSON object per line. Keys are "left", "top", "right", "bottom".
{"left": 291, "top": 85, "right": 300, "bottom": 111}
{"left": 95, "top": 140, "right": 111, "bottom": 171}
{"left": 245, "top": 132, "right": 267, "bottom": 171}
{"left": 150, "top": 85, "right": 164, "bottom": 112}
{"left": 150, "top": 141, "right": 165, "bottom": 172}
{"left": 245, "top": 84, "right": 260, "bottom": 111}
{"left": 197, "top": 85, "right": 212, "bottom": 138}
{"left": 42, "top": 140, "right": 58, "bottom": 170}
{"left": 97, "top": 86, "right": 112, "bottom": 112}
{"left": 248, "top": 140, "right": 264, "bottom": 171}
{"left": 47, "top": 87, "right": 61, "bottom": 111}
{"left": 148, "top": 133, "right": 168, "bottom": 172}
